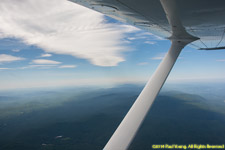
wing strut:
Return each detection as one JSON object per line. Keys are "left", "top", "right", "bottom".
{"left": 104, "top": 40, "right": 185, "bottom": 150}
{"left": 104, "top": 0, "right": 199, "bottom": 150}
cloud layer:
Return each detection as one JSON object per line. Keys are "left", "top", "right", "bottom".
{"left": 40, "top": 53, "right": 52, "bottom": 57}
{"left": 32, "top": 59, "right": 61, "bottom": 65}
{"left": 59, "top": 65, "right": 77, "bottom": 68}
{"left": 0, "top": 0, "right": 138, "bottom": 66}
{"left": 151, "top": 53, "right": 166, "bottom": 60}
{"left": 0, "top": 54, "right": 24, "bottom": 63}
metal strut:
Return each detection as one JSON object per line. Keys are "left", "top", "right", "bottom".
{"left": 104, "top": 0, "right": 199, "bottom": 150}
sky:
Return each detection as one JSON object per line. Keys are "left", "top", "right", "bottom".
{"left": 0, "top": 0, "right": 225, "bottom": 90}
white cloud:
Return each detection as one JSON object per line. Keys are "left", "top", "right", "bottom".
{"left": 151, "top": 52, "right": 166, "bottom": 60}
{"left": 32, "top": 59, "right": 61, "bottom": 65}
{"left": 0, "top": 0, "right": 138, "bottom": 66}
{"left": 137, "top": 62, "right": 148, "bottom": 65}
{"left": 59, "top": 65, "right": 77, "bottom": 68}
{"left": 0, "top": 67, "right": 10, "bottom": 70}
{"left": 216, "top": 59, "right": 225, "bottom": 62}
{"left": 30, "top": 65, "right": 56, "bottom": 67}
{"left": 0, "top": 54, "right": 24, "bottom": 63}
{"left": 144, "top": 41, "right": 155, "bottom": 45}
{"left": 151, "top": 56, "right": 164, "bottom": 60}
{"left": 19, "top": 64, "right": 57, "bottom": 69}
{"left": 136, "top": 32, "right": 164, "bottom": 40}
{"left": 124, "top": 30, "right": 162, "bottom": 45}
{"left": 12, "top": 49, "right": 20, "bottom": 52}
{"left": 40, "top": 53, "right": 52, "bottom": 57}
{"left": 138, "top": 32, "right": 153, "bottom": 36}
{"left": 127, "top": 37, "right": 137, "bottom": 40}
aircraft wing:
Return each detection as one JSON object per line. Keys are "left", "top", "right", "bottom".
{"left": 68, "top": 0, "right": 225, "bottom": 149}
{"left": 69, "top": 0, "right": 225, "bottom": 50}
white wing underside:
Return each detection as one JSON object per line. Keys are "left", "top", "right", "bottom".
{"left": 70, "top": 0, "right": 225, "bottom": 49}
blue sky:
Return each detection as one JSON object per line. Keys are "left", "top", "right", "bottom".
{"left": 0, "top": 0, "right": 225, "bottom": 90}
